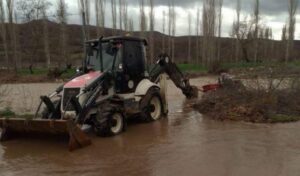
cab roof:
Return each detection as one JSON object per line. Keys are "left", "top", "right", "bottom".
{"left": 86, "top": 36, "right": 148, "bottom": 46}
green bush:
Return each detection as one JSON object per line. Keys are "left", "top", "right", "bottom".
{"left": 0, "top": 107, "right": 15, "bottom": 117}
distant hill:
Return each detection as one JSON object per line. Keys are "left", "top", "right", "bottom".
{"left": 0, "top": 20, "right": 299, "bottom": 68}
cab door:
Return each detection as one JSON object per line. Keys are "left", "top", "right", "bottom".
{"left": 115, "top": 41, "right": 146, "bottom": 94}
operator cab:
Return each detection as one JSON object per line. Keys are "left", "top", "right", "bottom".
{"left": 84, "top": 36, "right": 148, "bottom": 94}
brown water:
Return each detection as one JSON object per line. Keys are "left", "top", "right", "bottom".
{"left": 1, "top": 78, "right": 300, "bottom": 176}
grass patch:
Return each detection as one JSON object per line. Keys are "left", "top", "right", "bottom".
{"left": 0, "top": 107, "right": 16, "bottom": 117}
{"left": 178, "top": 64, "right": 207, "bottom": 72}
{"left": 16, "top": 68, "right": 76, "bottom": 82}
{"left": 287, "top": 60, "right": 300, "bottom": 68}
{"left": 222, "top": 62, "right": 266, "bottom": 70}
{"left": 18, "top": 68, "right": 49, "bottom": 75}
{"left": 0, "top": 107, "right": 34, "bottom": 119}
{"left": 17, "top": 114, "right": 34, "bottom": 120}
{"left": 60, "top": 68, "right": 76, "bottom": 79}
{"left": 223, "top": 61, "right": 300, "bottom": 70}
{"left": 14, "top": 61, "right": 300, "bottom": 77}
{"left": 270, "top": 114, "right": 300, "bottom": 123}
{"left": 17, "top": 68, "right": 76, "bottom": 77}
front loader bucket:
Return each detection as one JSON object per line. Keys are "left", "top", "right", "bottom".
{"left": 0, "top": 118, "right": 91, "bottom": 151}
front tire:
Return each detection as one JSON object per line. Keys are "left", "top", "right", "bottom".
{"left": 94, "top": 104, "right": 125, "bottom": 137}
{"left": 140, "top": 88, "right": 163, "bottom": 122}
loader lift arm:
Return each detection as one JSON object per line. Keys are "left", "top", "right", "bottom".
{"left": 149, "top": 54, "right": 198, "bottom": 99}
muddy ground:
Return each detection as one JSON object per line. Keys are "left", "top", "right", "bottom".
{"left": 0, "top": 77, "right": 300, "bottom": 176}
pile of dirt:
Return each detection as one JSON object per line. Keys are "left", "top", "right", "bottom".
{"left": 194, "top": 77, "right": 300, "bottom": 123}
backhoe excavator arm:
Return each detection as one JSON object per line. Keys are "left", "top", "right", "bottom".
{"left": 149, "top": 54, "right": 198, "bottom": 99}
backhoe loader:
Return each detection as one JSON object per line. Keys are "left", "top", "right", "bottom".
{"left": 0, "top": 36, "right": 198, "bottom": 151}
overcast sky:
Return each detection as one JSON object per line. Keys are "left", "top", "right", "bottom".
{"left": 48, "top": 0, "right": 299, "bottom": 40}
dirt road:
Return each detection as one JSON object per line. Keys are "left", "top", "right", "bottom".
{"left": 0, "top": 77, "right": 300, "bottom": 176}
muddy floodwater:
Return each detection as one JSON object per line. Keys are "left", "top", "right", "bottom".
{"left": 1, "top": 77, "right": 300, "bottom": 176}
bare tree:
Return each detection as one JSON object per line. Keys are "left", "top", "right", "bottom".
{"left": 118, "top": 0, "right": 122, "bottom": 33}
{"left": 149, "top": 0, "right": 155, "bottom": 62}
{"left": 122, "top": 0, "right": 128, "bottom": 31}
{"left": 232, "top": 16, "right": 255, "bottom": 62}
{"left": 95, "top": 0, "right": 106, "bottom": 37}
{"left": 12, "top": 12, "right": 22, "bottom": 70}
{"left": 167, "top": 0, "right": 172, "bottom": 55}
{"left": 0, "top": 0, "right": 9, "bottom": 69}
{"left": 95, "top": 0, "right": 100, "bottom": 37}
{"left": 111, "top": 0, "right": 117, "bottom": 35}
{"left": 128, "top": 17, "right": 134, "bottom": 32}
{"left": 171, "top": 0, "right": 176, "bottom": 60}
{"left": 100, "top": 0, "right": 106, "bottom": 35}
{"left": 269, "top": 28, "right": 275, "bottom": 61}
{"left": 253, "top": 0, "right": 260, "bottom": 62}
{"left": 16, "top": 0, "right": 51, "bottom": 70}
{"left": 202, "top": 0, "right": 217, "bottom": 70}
{"left": 235, "top": 0, "right": 241, "bottom": 62}
{"left": 285, "top": 0, "right": 298, "bottom": 62}
{"left": 16, "top": 0, "right": 50, "bottom": 22}
{"left": 6, "top": 0, "right": 18, "bottom": 72}
{"left": 187, "top": 11, "right": 191, "bottom": 63}
{"left": 217, "top": 0, "right": 223, "bottom": 62}
{"left": 139, "top": 0, "right": 147, "bottom": 37}
{"left": 281, "top": 24, "right": 288, "bottom": 61}
{"left": 282, "top": 25, "right": 288, "bottom": 41}
{"left": 263, "top": 27, "right": 272, "bottom": 61}
{"left": 78, "top": 0, "right": 88, "bottom": 59}
{"left": 162, "top": 10, "right": 166, "bottom": 53}
{"left": 195, "top": 6, "right": 201, "bottom": 64}
{"left": 84, "top": 0, "right": 90, "bottom": 39}
{"left": 56, "top": 0, "right": 68, "bottom": 66}
{"left": 41, "top": 2, "right": 51, "bottom": 69}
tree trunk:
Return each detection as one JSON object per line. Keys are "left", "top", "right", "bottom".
{"left": 241, "top": 45, "right": 250, "bottom": 63}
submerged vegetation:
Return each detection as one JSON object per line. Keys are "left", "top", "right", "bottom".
{"left": 195, "top": 71, "right": 300, "bottom": 123}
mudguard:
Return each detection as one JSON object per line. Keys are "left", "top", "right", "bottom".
{"left": 135, "top": 79, "right": 160, "bottom": 96}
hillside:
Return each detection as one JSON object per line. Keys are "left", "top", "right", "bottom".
{"left": 0, "top": 20, "right": 299, "bottom": 68}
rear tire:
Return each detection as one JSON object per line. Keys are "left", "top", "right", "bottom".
{"left": 94, "top": 104, "right": 125, "bottom": 137}
{"left": 140, "top": 88, "right": 163, "bottom": 122}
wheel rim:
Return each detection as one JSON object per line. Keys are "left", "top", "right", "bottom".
{"left": 150, "top": 96, "right": 162, "bottom": 120}
{"left": 110, "top": 113, "right": 123, "bottom": 134}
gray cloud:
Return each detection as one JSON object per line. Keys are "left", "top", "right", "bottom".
{"left": 126, "top": 0, "right": 200, "bottom": 7}
{"left": 54, "top": 0, "right": 297, "bottom": 40}
{"left": 225, "top": 0, "right": 289, "bottom": 16}
{"left": 125, "top": 0, "right": 290, "bottom": 16}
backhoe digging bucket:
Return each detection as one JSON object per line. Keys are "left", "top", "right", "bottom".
{"left": 0, "top": 118, "right": 91, "bottom": 151}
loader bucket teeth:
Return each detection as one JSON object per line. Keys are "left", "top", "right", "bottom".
{"left": 0, "top": 118, "right": 91, "bottom": 151}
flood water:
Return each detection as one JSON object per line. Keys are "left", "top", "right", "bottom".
{"left": 0, "top": 78, "right": 300, "bottom": 176}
